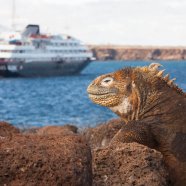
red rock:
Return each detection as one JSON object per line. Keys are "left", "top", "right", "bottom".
{"left": 83, "top": 118, "right": 124, "bottom": 149}
{"left": 0, "top": 121, "right": 20, "bottom": 139}
{"left": 36, "top": 124, "right": 78, "bottom": 136}
{"left": 93, "top": 142, "right": 170, "bottom": 186}
{"left": 0, "top": 134, "right": 92, "bottom": 186}
{"left": 0, "top": 121, "right": 170, "bottom": 185}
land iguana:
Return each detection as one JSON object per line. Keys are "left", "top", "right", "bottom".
{"left": 87, "top": 63, "right": 186, "bottom": 186}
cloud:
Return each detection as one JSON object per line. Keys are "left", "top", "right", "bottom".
{"left": 40, "top": 0, "right": 100, "bottom": 5}
{"left": 0, "top": 0, "right": 186, "bottom": 45}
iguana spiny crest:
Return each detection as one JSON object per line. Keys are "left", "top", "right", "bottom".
{"left": 87, "top": 63, "right": 184, "bottom": 123}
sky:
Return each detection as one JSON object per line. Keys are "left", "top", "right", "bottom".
{"left": 0, "top": 0, "right": 186, "bottom": 45}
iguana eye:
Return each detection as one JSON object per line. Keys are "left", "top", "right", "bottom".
{"left": 101, "top": 77, "right": 113, "bottom": 86}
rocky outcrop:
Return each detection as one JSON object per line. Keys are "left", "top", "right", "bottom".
{"left": 90, "top": 45, "right": 186, "bottom": 61}
{"left": 22, "top": 124, "right": 78, "bottom": 135}
{"left": 36, "top": 124, "right": 78, "bottom": 135}
{"left": 83, "top": 118, "right": 124, "bottom": 149}
{"left": 0, "top": 121, "right": 170, "bottom": 185}
{"left": 84, "top": 119, "right": 170, "bottom": 185}
{"left": 93, "top": 142, "right": 170, "bottom": 186}
{"left": 0, "top": 121, "right": 20, "bottom": 138}
{"left": 0, "top": 133, "right": 92, "bottom": 186}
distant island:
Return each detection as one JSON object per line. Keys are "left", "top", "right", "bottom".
{"left": 89, "top": 45, "right": 186, "bottom": 61}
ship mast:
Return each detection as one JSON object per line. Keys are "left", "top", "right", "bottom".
{"left": 11, "top": 0, "right": 16, "bottom": 29}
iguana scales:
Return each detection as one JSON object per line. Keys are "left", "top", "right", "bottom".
{"left": 87, "top": 63, "right": 186, "bottom": 186}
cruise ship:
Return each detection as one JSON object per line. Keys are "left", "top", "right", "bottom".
{"left": 0, "top": 25, "right": 93, "bottom": 77}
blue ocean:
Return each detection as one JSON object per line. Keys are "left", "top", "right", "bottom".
{"left": 0, "top": 61, "right": 186, "bottom": 128}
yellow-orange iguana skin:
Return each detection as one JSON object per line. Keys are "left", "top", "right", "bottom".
{"left": 87, "top": 63, "right": 186, "bottom": 186}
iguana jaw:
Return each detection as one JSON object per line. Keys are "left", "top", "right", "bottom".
{"left": 88, "top": 88, "right": 135, "bottom": 122}
{"left": 88, "top": 92, "right": 116, "bottom": 99}
{"left": 87, "top": 85, "right": 120, "bottom": 107}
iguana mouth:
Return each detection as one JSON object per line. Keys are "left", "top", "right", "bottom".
{"left": 88, "top": 92, "right": 118, "bottom": 101}
{"left": 88, "top": 92, "right": 116, "bottom": 99}
{"left": 88, "top": 92, "right": 115, "bottom": 96}
{"left": 87, "top": 85, "right": 118, "bottom": 96}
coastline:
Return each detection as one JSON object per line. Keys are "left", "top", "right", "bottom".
{"left": 89, "top": 45, "right": 186, "bottom": 61}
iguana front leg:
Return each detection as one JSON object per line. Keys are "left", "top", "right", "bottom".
{"left": 110, "top": 121, "right": 157, "bottom": 149}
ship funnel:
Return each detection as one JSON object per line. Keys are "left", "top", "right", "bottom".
{"left": 22, "top": 24, "right": 40, "bottom": 37}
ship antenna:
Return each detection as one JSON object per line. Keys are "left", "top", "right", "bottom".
{"left": 11, "top": 0, "right": 16, "bottom": 29}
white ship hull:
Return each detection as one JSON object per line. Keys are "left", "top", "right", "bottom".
{"left": 0, "top": 59, "right": 91, "bottom": 77}
{"left": 0, "top": 24, "right": 94, "bottom": 77}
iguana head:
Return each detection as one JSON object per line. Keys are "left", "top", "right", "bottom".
{"left": 87, "top": 67, "right": 137, "bottom": 121}
{"left": 87, "top": 68, "right": 133, "bottom": 106}
{"left": 87, "top": 63, "right": 184, "bottom": 122}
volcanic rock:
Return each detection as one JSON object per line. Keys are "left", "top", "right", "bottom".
{"left": 0, "top": 134, "right": 92, "bottom": 186}
{"left": 0, "top": 121, "right": 170, "bottom": 185}
{"left": 0, "top": 121, "right": 20, "bottom": 139}
{"left": 36, "top": 124, "right": 78, "bottom": 136}
{"left": 93, "top": 142, "right": 170, "bottom": 186}
{"left": 83, "top": 118, "right": 124, "bottom": 149}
